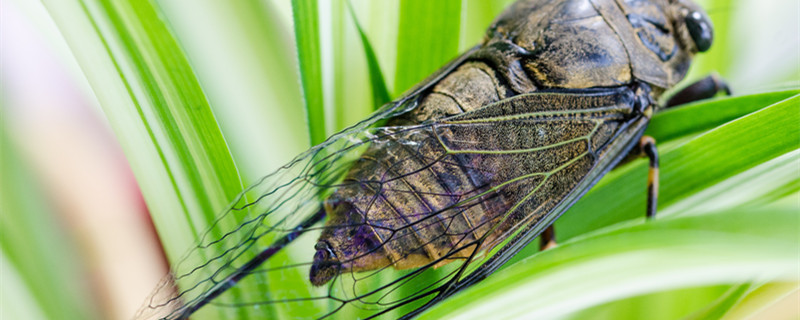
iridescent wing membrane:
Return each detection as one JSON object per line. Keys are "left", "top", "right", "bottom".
{"left": 137, "top": 82, "right": 647, "bottom": 319}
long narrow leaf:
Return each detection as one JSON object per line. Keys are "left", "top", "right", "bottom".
{"left": 155, "top": 0, "right": 309, "bottom": 182}
{"left": 346, "top": 0, "right": 390, "bottom": 109}
{"left": 42, "top": 0, "right": 245, "bottom": 258}
{"left": 40, "top": 0, "right": 253, "bottom": 318}
{"left": 566, "top": 284, "right": 737, "bottom": 320}
{"left": 394, "top": 0, "right": 462, "bottom": 95}
{"left": 292, "top": 0, "right": 327, "bottom": 145}
{"left": 460, "top": 0, "right": 514, "bottom": 50}
{"left": 648, "top": 90, "right": 798, "bottom": 141}
{"left": 419, "top": 208, "right": 799, "bottom": 319}
{"left": 684, "top": 283, "right": 753, "bottom": 319}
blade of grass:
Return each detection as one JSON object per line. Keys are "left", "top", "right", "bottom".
{"left": 684, "top": 283, "right": 753, "bottom": 319}
{"left": 460, "top": 0, "right": 514, "bottom": 50}
{"left": 292, "top": 0, "right": 327, "bottom": 145}
{"left": 346, "top": 0, "right": 390, "bottom": 110}
{"left": 41, "top": 0, "right": 258, "bottom": 318}
{"left": 365, "top": 0, "right": 400, "bottom": 91}
{"left": 330, "top": 0, "right": 365, "bottom": 130}
{"left": 420, "top": 208, "right": 799, "bottom": 319}
{"left": 648, "top": 89, "right": 799, "bottom": 141}
{"left": 42, "top": 0, "right": 246, "bottom": 257}
{"left": 394, "top": 0, "right": 462, "bottom": 95}
{"left": 659, "top": 148, "right": 800, "bottom": 216}
{"left": 155, "top": 0, "right": 309, "bottom": 183}
{"left": 327, "top": 0, "right": 385, "bottom": 131}
{"left": 565, "top": 284, "right": 736, "bottom": 320}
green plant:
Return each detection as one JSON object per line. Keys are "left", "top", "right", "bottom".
{"left": 3, "top": 0, "right": 798, "bottom": 319}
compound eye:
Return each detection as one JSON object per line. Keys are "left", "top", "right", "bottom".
{"left": 314, "top": 241, "right": 337, "bottom": 260}
{"left": 685, "top": 11, "right": 713, "bottom": 52}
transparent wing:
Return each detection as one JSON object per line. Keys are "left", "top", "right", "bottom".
{"left": 136, "top": 87, "right": 643, "bottom": 320}
{"left": 133, "top": 96, "right": 428, "bottom": 319}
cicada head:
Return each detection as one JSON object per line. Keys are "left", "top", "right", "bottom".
{"left": 310, "top": 201, "right": 391, "bottom": 286}
{"left": 668, "top": 0, "right": 714, "bottom": 53}
{"left": 613, "top": 0, "right": 715, "bottom": 90}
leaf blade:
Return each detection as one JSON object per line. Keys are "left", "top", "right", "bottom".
{"left": 292, "top": 0, "right": 327, "bottom": 145}
{"left": 41, "top": 0, "right": 254, "bottom": 318}
{"left": 419, "top": 208, "right": 800, "bottom": 319}
{"left": 394, "top": 0, "right": 463, "bottom": 95}
{"left": 346, "top": 0, "right": 391, "bottom": 110}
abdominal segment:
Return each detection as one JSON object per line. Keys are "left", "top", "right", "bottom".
{"left": 312, "top": 128, "right": 511, "bottom": 284}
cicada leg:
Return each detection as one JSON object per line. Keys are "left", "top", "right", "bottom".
{"left": 639, "top": 136, "right": 659, "bottom": 219}
{"left": 665, "top": 74, "right": 731, "bottom": 108}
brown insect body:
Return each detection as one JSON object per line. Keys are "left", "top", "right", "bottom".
{"left": 310, "top": 0, "right": 710, "bottom": 286}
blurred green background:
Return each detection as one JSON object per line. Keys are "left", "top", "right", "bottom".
{"left": 1, "top": 0, "right": 798, "bottom": 319}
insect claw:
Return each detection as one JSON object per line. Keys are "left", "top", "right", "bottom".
{"left": 541, "top": 240, "right": 558, "bottom": 250}
{"left": 539, "top": 226, "right": 558, "bottom": 250}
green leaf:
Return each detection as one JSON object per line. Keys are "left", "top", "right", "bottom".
{"left": 648, "top": 89, "right": 799, "bottom": 142}
{"left": 567, "top": 284, "right": 737, "bottom": 320}
{"left": 460, "top": 0, "right": 514, "bottom": 50}
{"left": 292, "top": 0, "right": 327, "bottom": 145}
{"left": 40, "top": 0, "right": 254, "bottom": 318}
{"left": 155, "top": 0, "right": 309, "bottom": 182}
{"left": 683, "top": 283, "right": 752, "bottom": 320}
{"left": 394, "top": 0, "right": 462, "bottom": 95}
{"left": 346, "top": 0, "right": 391, "bottom": 110}
{"left": 419, "top": 208, "right": 799, "bottom": 319}
{"left": 42, "top": 0, "right": 244, "bottom": 256}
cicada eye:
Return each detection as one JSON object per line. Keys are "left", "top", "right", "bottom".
{"left": 685, "top": 11, "right": 713, "bottom": 52}
{"left": 314, "top": 241, "right": 337, "bottom": 260}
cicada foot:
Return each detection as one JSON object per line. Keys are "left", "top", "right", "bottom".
{"left": 665, "top": 74, "right": 731, "bottom": 108}
{"left": 539, "top": 226, "right": 557, "bottom": 251}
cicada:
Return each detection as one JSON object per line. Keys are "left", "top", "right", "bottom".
{"left": 137, "top": 0, "right": 728, "bottom": 319}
